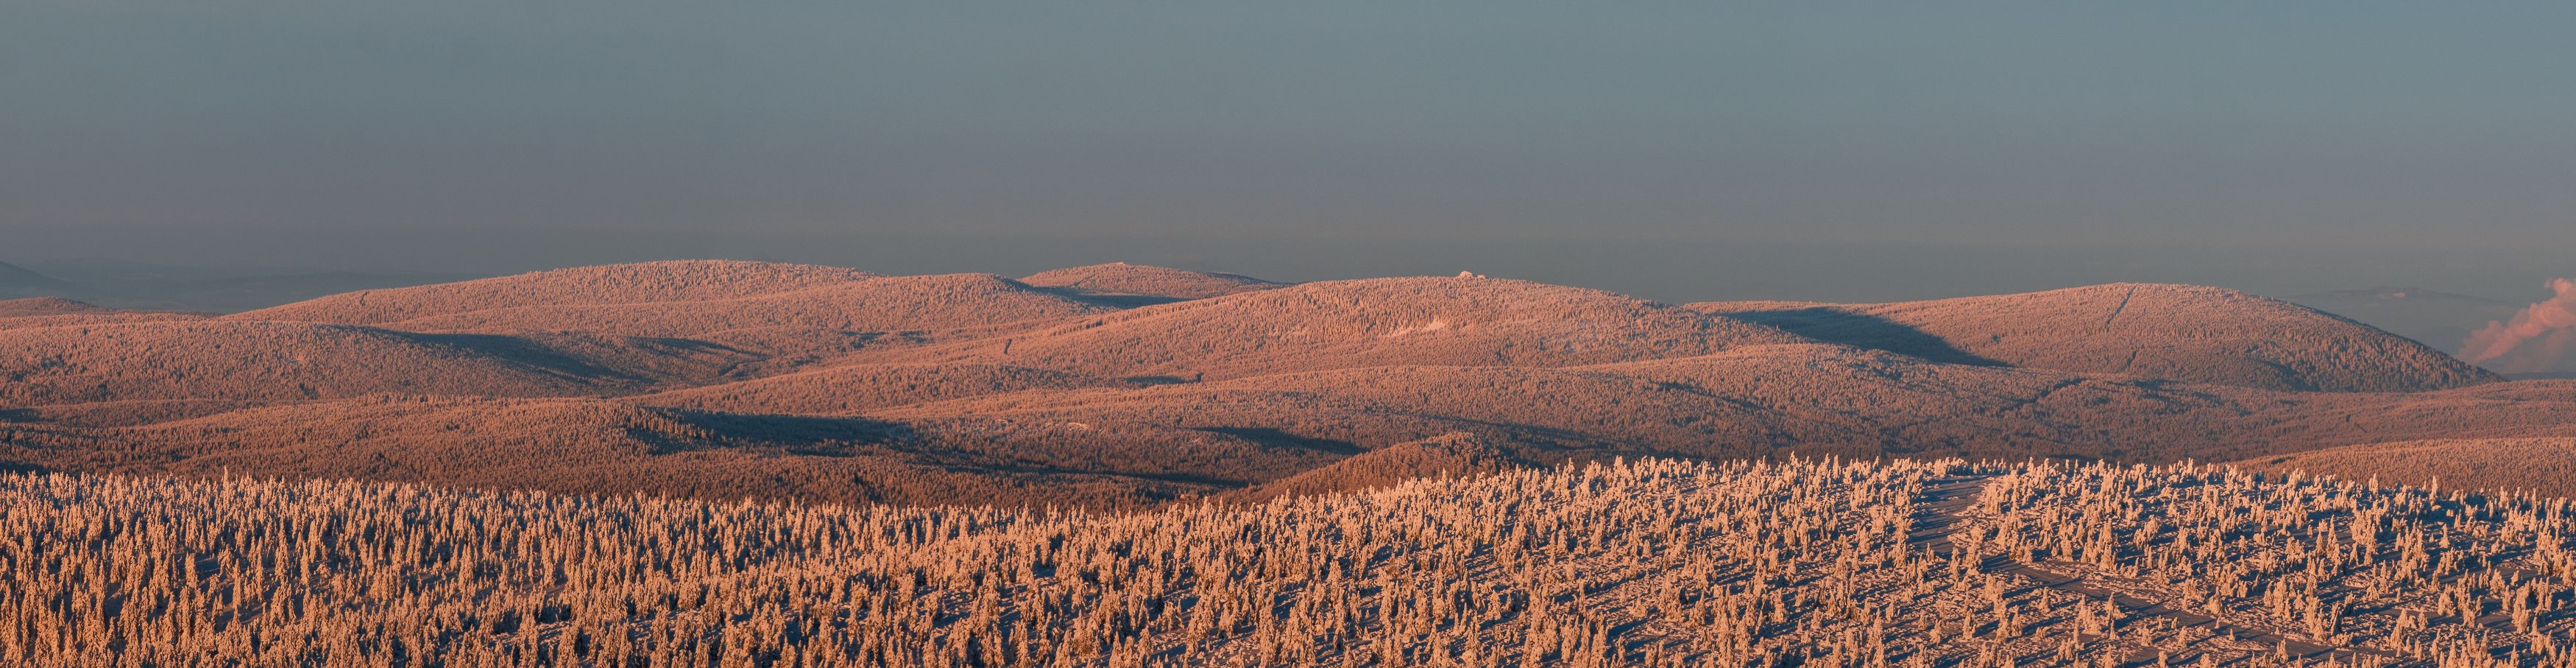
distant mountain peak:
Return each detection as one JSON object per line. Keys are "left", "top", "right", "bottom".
{"left": 0, "top": 260, "right": 66, "bottom": 288}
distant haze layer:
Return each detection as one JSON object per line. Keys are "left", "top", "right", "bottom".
{"left": 7, "top": 3, "right": 2575, "bottom": 301}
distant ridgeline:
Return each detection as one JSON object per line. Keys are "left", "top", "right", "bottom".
{"left": 2, "top": 260, "right": 2572, "bottom": 510}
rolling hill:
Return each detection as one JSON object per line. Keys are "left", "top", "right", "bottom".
{"left": 233, "top": 260, "right": 878, "bottom": 324}
{"left": 0, "top": 394, "right": 1322, "bottom": 508}
{"left": 889, "top": 275, "right": 1811, "bottom": 381}
{"left": 1695, "top": 283, "right": 2498, "bottom": 393}
{"left": 0, "top": 320, "right": 754, "bottom": 412}
{"left": 871, "top": 344, "right": 2576, "bottom": 471}
{"left": 370, "top": 273, "right": 1103, "bottom": 338}
{"left": 241, "top": 267, "right": 1111, "bottom": 359}
{"left": 83, "top": 396, "right": 1194, "bottom": 508}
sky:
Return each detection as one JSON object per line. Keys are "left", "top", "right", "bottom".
{"left": 4, "top": 1, "right": 2572, "bottom": 303}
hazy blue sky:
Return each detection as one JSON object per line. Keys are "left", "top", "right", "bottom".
{"left": 5, "top": 1, "right": 2572, "bottom": 301}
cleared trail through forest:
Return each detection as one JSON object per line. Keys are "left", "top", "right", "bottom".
{"left": 1908, "top": 474, "right": 2382, "bottom": 665}
{"left": 2103, "top": 285, "right": 2138, "bottom": 326}
{"left": 1906, "top": 474, "right": 1986, "bottom": 552}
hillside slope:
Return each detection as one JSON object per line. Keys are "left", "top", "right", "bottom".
{"left": 244, "top": 270, "right": 1109, "bottom": 361}
{"left": 894, "top": 275, "right": 1811, "bottom": 380}
{"left": 2236, "top": 436, "right": 2576, "bottom": 497}
{"left": 880, "top": 343, "right": 2576, "bottom": 469}
{"left": 634, "top": 362, "right": 1140, "bottom": 415}
{"left": 16, "top": 341, "right": 2573, "bottom": 508}
{"left": 0, "top": 320, "right": 749, "bottom": 409}
{"left": 2285, "top": 286, "right": 2522, "bottom": 358}
{"left": 0, "top": 395, "right": 1220, "bottom": 508}
{"left": 1696, "top": 283, "right": 2497, "bottom": 392}
{"left": 174, "top": 398, "right": 1206, "bottom": 506}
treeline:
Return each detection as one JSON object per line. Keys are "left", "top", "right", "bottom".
{"left": 4, "top": 457, "right": 2574, "bottom": 666}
